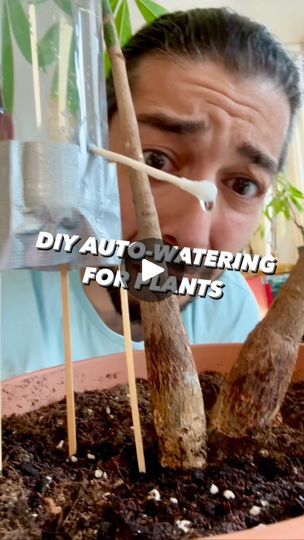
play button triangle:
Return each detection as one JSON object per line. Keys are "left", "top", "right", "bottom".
{"left": 142, "top": 258, "right": 165, "bottom": 282}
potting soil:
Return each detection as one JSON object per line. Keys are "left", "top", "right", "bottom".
{"left": 1, "top": 373, "right": 304, "bottom": 539}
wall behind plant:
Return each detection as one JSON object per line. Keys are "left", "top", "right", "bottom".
{"left": 128, "top": 0, "right": 304, "bottom": 46}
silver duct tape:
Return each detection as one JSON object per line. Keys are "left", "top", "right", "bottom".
{"left": 0, "top": 141, "right": 121, "bottom": 270}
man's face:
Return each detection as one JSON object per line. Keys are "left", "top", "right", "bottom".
{"left": 109, "top": 56, "right": 290, "bottom": 279}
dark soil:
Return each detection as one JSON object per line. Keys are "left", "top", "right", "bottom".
{"left": 1, "top": 373, "right": 304, "bottom": 539}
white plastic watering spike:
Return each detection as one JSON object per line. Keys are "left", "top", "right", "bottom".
{"left": 89, "top": 145, "right": 217, "bottom": 212}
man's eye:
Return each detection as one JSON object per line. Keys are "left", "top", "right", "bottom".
{"left": 226, "top": 178, "right": 260, "bottom": 197}
{"left": 143, "top": 150, "right": 173, "bottom": 172}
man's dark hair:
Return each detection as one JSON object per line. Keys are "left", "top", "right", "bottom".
{"left": 107, "top": 8, "right": 302, "bottom": 168}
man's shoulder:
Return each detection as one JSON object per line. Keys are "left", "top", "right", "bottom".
{"left": 220, "top": 270, "right": 258, "bottom": 302}
{"left": 3, "top": 268, "right": 60, "bottom": 298}
{"left": 183, "top": 270, "right": 260, "bottom": 344}
{"left": 2, "top": 269, "right": 62, "bottom": 379}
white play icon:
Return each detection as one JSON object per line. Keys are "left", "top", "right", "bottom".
{"left": 141, "top": 258, "right": 165, "bottom": 282}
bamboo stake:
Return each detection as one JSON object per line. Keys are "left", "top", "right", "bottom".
{"left": 120, "top": 284, "right": 146, "bottom": 473}
{"left": 211, "top": 247, "right": 304, "bottom": 437}
{"left": 60, "top": 264, "right": 77, "bottom": 456}
{"left": 102, "top": 0, "right": 206, "bottom": 469}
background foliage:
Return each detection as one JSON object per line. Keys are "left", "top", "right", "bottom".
{"left": 1, "top": 0, "right": 167, "bottom": 113}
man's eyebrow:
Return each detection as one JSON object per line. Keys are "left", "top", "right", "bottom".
{"left": 238, "top": 142, "right": 278, "bottom": 175}
{"left": 137, "top": 114, "right": 279, "bottom": 174}
{"left": 137, "top": 113, "right": 209, "bottom": 135}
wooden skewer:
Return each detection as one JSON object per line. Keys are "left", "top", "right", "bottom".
{"left": 120, "top": 283, "right": 146, "bottom": 473}
{"left": 60, "top": 264, "right": 77, "bottom": 456}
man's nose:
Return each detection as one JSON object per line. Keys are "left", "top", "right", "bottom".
{"left": 160, "top": 186, "right": 214, "bottom": 250}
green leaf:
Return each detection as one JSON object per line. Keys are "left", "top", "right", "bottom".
{"left": 289, "top": 195, "right": 304, "bottom": 212}
{"left": 135, "top": 0, "right": 168, "bottom": 24}
{"left": 54, "top": 0, "right": 72, "bottom": 16}
{"left": 287, "top": 183, "right": 304, "bottom": 199}
{"left": 110, "top": 0, "right": 121, "bottom": 14}
{"left": 115, "top": 0, "right": 132, "bottom": 47}
{"left": 264, "top": 206, "right": 271, "bottom": 221}
{"left": 7, "top": 0, "right": 32, "bottom": 63}
{"left": 271, "top": 198, "right": 284, "bottom": 214}
{"left": 67, "top": 31, "right": 79, "bottom": 115}
{"left": 282, "top": 201, "right": 291, "bottom": 220}
{"left": 104, "top": 50, "right": 112, "bottom": 77}
{"left": 2, "top": 0, "right": 14, "bottom": 114}
{"left": 51, "top": 64, "right": 59, "bottom": 97}
{"left": 38, "top": 23, "right": 59, "bottom": 70}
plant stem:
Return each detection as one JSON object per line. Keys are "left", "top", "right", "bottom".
{"left": 102, "top": 0, "right": 207, "bottom": 468}
{"left": 291, "top": 207, "right": 304, "bottom": 243}
{"left": 211, "top": 247, "right": 304, "bottom": 436}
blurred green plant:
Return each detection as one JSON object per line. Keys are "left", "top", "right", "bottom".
{"left": 104, "top": 0, "right": 167, "bottom": 74}
{"left": 265, "top": 173, "right": 304, "bottom": 240}
{"left": 249, "top": 173, "right": 304, "bottom": 255}
{"left": 1, "top": 0, "right": 167, "bottom": 114}
{"left": 1, "top": 0, "right": 64, "bottom": 113}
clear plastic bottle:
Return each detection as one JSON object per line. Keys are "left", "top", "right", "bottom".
{"left": 0, "top": 0, "right": 120, "bottom": 269}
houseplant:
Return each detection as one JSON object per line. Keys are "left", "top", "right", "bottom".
{"left": 1, "top": 2, "right": 302, "bottom": 536}
{"left": 249, "top": 172, "right": 304, "bottom": 305}
{"left": 264, "top": 172, "right": 304, "bottom": 256}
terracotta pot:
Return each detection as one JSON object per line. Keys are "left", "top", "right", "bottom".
{"left": 3, "top": 343, "right": 304, "bottom": 539}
